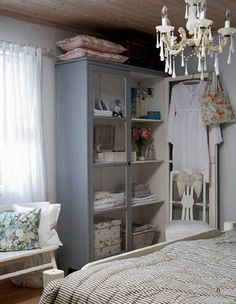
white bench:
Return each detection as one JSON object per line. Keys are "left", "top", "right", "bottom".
{"left": 0, "top": 245, "right": 59, "bottom": 281}
{"left": 0, "top": 203, "right": 61, "bottom": 282}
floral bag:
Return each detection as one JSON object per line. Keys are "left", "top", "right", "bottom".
{"left": 201, "top": 73, "right": 235, "bottom": 126}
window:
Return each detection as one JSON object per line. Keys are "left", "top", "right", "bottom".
{"left": 0, "top": 43, "right": 46, "bottom": 204}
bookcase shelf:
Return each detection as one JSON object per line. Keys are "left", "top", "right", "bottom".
{"left": 132, "top": 199, "right": 164, "bottom": 208}
{"left": 132, "top": 160, "right": 164, "bottom": 165}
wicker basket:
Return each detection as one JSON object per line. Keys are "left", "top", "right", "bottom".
{"left": 122, "top": 227, "right": 159, "bottom": 250}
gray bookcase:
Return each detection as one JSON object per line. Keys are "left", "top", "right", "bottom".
{"left": 56, "top": 58, "right": 167, "bottom": 273}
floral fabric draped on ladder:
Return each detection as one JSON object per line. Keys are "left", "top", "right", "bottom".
{"left": 0, "top": 42, "right": 46, "bottom": 204}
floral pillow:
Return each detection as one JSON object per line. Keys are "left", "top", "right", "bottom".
{"left": 0, "top": 209, "right": 41, "bottom": 251}
{"left": 58, "top": 47, "right": 128, "bottom": 63}
{"left": 57, "top": 35, "right": 126, "bottom": 54}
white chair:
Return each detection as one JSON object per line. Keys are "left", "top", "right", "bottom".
{"left": 166, "top": 171, "right": 211, "bottom": 241}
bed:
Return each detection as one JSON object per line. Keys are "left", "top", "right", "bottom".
{"left": 40, "top": 228, "right": 236, "bottom": 304}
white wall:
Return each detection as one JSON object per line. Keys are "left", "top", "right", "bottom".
{"left": 2, "top": 16, "right": 235, "bottom": 227}
{"left": 175, "top": 44, "right": 236, "bottom": 229}
{"left": 0, "top": 16, "right": 75, "bottom": 202}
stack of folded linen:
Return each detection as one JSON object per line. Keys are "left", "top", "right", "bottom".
{"left": 132, "top": 184, "right": 160, "bottom": 205}
{"left": 93, "top": 191, "right": 125, "bottom": 211}
{"left": 132, "top": 222, "right": 154, "bottom": 232}
{"left": 132, "top": 183, "right": 151, "bottom": 198}
{"left": 56, "top": 35, "right": 128, "bottom": 63}
{"left": 132, "top": 194, "right": 161, "bottom": 205}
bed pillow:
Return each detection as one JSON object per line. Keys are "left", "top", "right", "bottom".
{"left": 0, "top": 209, "right": 41, "bottom": 252}
{"left": 13, "top": 204, "right": 62, "bottom": 247}
{"left": 58, "top": 48, "right": 128, "bottom": 63}
{"left": 0, "top": 202, "right": 50, "bottom": 212}
{"left": 16, "top": 202, "right": 50, "bottom": 208}
{"left": 57, "top": 35, "right": 126, "bottom": 54}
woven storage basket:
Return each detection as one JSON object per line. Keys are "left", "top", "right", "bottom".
{"left": 122, "top": 227, "right": 159, "bottom": 250}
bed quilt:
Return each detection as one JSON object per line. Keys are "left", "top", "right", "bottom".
{"left": 40, "top": 229, "right": 236, "bottom": 304}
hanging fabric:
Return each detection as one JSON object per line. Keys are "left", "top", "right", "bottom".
{"left": 167, "top": 80, "right": 222, "bottom": 182}
{"left": 201, "top": 72, "right": 235, "bottom": 126}
{"left": 0, "top": 42, "right": 46, "bottom": 204}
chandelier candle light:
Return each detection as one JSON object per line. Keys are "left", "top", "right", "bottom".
{"left": 156, "top": 0, "right": 236, "bottom": 79}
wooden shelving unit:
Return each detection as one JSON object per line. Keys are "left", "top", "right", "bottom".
{"left": 56, "top": 58, "right": 168, "bottom": 273}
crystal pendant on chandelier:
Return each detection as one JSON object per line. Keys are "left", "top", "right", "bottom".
{"left": 155, "top": 0, "right": 236, "bottom": 79}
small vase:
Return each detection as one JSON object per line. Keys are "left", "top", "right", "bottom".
{"left": 145, "top": 143, "right": 156, "bottom": 160}
{"left": 136, "top": 143, "right": 145, "bottom": 161}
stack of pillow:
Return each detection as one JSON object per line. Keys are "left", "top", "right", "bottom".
{"left": 57, "top": 35, "right": 128, "bottom": 63}
{"left": 0, "top": 202, "right": 62, "bottom": 252}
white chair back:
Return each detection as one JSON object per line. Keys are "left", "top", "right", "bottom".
{"left": 169, "top": 171, "right": 207, "bottom": 223}
{"left": 181, "top": 186, "right": 194, "bottom": 221}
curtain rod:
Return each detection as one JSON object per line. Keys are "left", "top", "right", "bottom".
{"left": 0, "top": 40, "right": 54, "bottom": 57}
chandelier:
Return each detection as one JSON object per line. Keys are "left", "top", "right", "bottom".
{"left": 155, "top": 0, "right": 236, "bottom": 79}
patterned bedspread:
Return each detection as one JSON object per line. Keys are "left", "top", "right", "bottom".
{"left": 40, "top": 229, "right": 236, "bottom": 304}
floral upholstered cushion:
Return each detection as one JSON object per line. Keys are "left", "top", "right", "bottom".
{"left": 58, "top": 47, "right": 128, "bottom": 63}
{"left": 57, "top": 35, "right": 126, "bottom": 54}
{"left": 0, "top": 209, "right": 41, "bottom": 251}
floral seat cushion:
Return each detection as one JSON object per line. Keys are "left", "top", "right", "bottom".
{"left": 0, "top": 209, "right": 41, "bottom": 251}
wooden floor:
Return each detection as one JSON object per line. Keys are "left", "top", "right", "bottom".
{"left": 0, "top": 281, "right": 42, "bottom": 304}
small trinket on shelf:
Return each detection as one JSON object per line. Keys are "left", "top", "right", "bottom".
{"left": 140, "top": 89, "right": 148, "bottom": 118}
{"left": 112, "top": 99, "right": 124, "bottom": 117}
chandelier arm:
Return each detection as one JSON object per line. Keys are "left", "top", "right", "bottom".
{"left": 194, "top": 45, "right": 204, "bottom": 58}
{"left": 162, "top": 27, "right": 187, "bottom": 55}
{"left": 194, "top": 29, "right": 203, "bottom": 47}
{"left": 206, "top": 36, "right": 230, "bottom": 53}
{"left": 162, "top": 35, "right": 184, "bottom": 56}
{"left": 194, "top": 36, "right": 229, "bottom": 55}
{"left": 175, "top": 27, "right": 188, "bottom": 50}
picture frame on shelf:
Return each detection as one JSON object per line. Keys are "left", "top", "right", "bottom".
{"left": 94, "top": 124, "right": 115, "bottom": 151}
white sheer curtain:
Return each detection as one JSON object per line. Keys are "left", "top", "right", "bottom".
{"left": 0, "top": 42, "right": 46, "bottom": 204}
